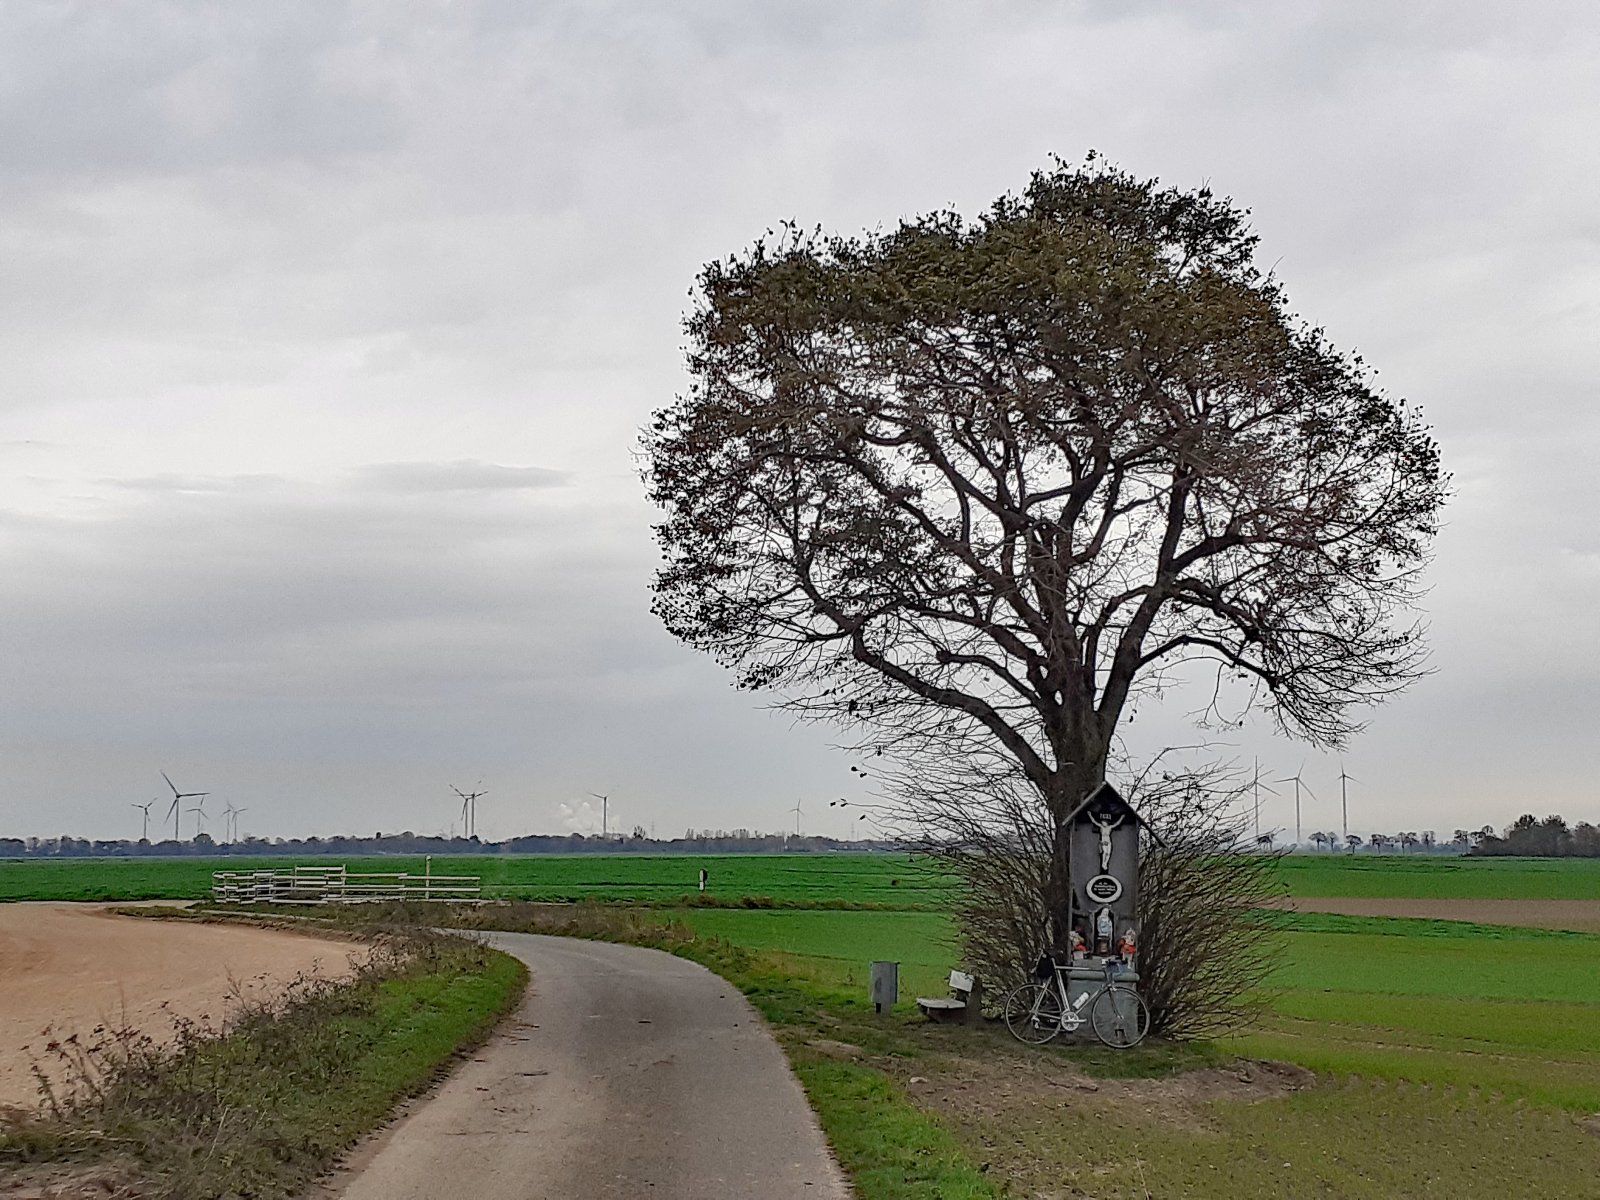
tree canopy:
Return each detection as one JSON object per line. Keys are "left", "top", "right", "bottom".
{"left": 646, "top": 159, "right": 1446, "bottom": 816}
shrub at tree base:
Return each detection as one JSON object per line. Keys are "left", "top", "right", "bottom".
{"left": 939, "top": 764, "right": 1286, "bottom": 1039}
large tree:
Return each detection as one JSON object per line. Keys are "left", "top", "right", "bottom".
{"left": 645, "top": 160, "right": 1445, "bottom": 953}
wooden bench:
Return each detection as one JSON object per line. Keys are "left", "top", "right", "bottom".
{"left": 917, "top": 970, "right": 982, "bottom": 1024}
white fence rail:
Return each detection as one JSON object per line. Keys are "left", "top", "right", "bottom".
{"left": 212, "top": 863, "right": 481, "bottom": 905}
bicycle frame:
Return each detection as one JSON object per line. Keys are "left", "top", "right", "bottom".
{"left": 1007, "top": 952, "right": 1147, "bottom": 1049}
{"left": 1028, "top": 960, "right": 1114, "bottom": 1035}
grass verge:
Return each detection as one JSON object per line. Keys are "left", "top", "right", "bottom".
{"left": 228, "top": 899, "right": 1600, "bottom": 1200}
{"left": 0, "top": 927, "right": 526, "bottom": 1200}
{"left": 362, "top": 901, "right": 1000, "bottom": 1199}
{"left": 232, "top": 900, "right": 1232, "bottom": 1200}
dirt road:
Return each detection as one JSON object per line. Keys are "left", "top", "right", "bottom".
{"left": 324, "top": 932, "right": 850, "bottom": 1200}
{"left": 0, "top": 903, "right": 357, "bottom": 1109}
{"left": 1289, "top": 896, "right": 1600, "bottom": 933}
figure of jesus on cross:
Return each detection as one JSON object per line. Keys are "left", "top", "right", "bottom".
{"left": 1091, "top": 807, "right": 1124, "bottom": 873}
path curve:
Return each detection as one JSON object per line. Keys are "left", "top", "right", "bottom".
{"left": 325, "top": 932, "right": 851, "bottom": 1200}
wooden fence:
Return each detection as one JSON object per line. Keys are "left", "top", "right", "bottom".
{"left": 211, "top": 863, "right": 481, "bottom": 905}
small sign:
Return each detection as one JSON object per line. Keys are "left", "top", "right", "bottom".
{"left": 1085, "top": 873, "right": 1123, "bottom": 904}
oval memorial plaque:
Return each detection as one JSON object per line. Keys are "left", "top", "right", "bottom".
{"left": 1085, "top": 873, "right": 1123, "bottom": 904}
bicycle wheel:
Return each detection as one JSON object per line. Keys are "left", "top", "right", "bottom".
{"left": 1089, "top": 985, "right": 1150, "bottom": 1048}
{"left": 1003, "top": 982, "right": 1064, "bottom": 1045}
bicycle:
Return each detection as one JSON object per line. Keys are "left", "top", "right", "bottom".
{"left": 1003, "top": 953, "right": 1150, "bottom": 1048}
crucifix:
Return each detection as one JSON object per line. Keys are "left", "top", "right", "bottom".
{"left": 1090, "top": 807, "right": 1124, "bottom": 873}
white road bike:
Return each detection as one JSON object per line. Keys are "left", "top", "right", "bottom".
{"left": 1003, "top": 954, "right": 1150, "bottom": 1049}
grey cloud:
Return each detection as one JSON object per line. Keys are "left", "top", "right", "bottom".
{"left": 350, "top": 461, "right": 571, "bottom": 493}
{"left": 0, "top": 475, "right": 830, "bottom": 837}
{"left": 110, "top": 473, "right": 287, "bottom": 494}
{"left": 0, "top": 1, "right": 1597, "bottom": 840}
{"left": 0, "top": 4, "right": 400, "bottom": 183}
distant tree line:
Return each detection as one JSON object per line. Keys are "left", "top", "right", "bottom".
{"left": 1296, "top": 830, "right": 1449, "bottom": 854}
{"left": 1263, "top": 822, "right": 1600, "bottom": 857}
{"left": 1470, "top": 814, "right": 1600, "bottom": 858}
{"left": 0, "top": 829, "right": 902, "bottom": 859}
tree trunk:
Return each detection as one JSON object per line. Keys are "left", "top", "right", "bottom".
{"left": 1042, "top": 734, "right": 1108, "bottom": 952}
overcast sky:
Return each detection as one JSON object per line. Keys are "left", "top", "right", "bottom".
{"left": 2, "top": 1, "right": 1597, "bottom": 843}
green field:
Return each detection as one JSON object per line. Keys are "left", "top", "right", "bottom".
{"left": 677, "top": 907, "right": 959, "bottom": 1000}
{"left": 0, "top": 852, "right": 947, "bottom": 905}
{"left": 673, "top": 902, "right": 1600, "bottom": 1196}
{"left": 671, "top": 904, "right": 1600, "bottom": 1103}
{"left": 1275, "top": 852, "right": 1600, "bottom": 899}
{"left": 6, "top": 849, "right": 1600, "bottom": 905}
{"left": 9, "top": 851, "right": 1600, "bottom": 1194}
{"left": 659, "top": 858, "right": 1600, "bottom": 1196}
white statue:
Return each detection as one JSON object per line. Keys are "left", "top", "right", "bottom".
{"left": 1095, "top": 906, "right": 1114, "bottom": 953}
{"left": 1090, "top": 807, "right": 1124, "bottom": 873}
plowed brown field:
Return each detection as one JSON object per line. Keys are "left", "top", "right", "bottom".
{"left": 0, "top": 903, "right": 358, "bottom": 1109}
{"left": 1289, "top": 896, "right": 1600, "bottom": 933}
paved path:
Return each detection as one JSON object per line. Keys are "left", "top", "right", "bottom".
{"left": 326, "top": 932, "right": 851, "bottom": 1200}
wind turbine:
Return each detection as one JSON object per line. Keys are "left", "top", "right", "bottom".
{"left": 1276, "top": 764, "right": 1317, "bottom": 848}
{"left": 161, "top": 772, "right": 208, "bottom": 841}
{"left": 828, "top": 799, "right": 871, "bottom": 835}
{"left": 132, "top": 800, "right": 154, "bottom": 842}
{"left": 231, "top": 806, "right": 248, "bottom": 842}
{"left": 187, "top": 797, "right": 208, "bottom": 838}
{"left": 1249, "top": 759, "right": 1280, "bottom": 845}
{"left": 452, "top": 783, "right": 486, "bottom": 839}
{"left": 790, "top": 798, "right": 804, "bottom": 837}
{"left": 588, "top": 792, "right": 608, "bottom": 839}
{"left": 1337, "top": 763, "right": 1362, "bottom": 844}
